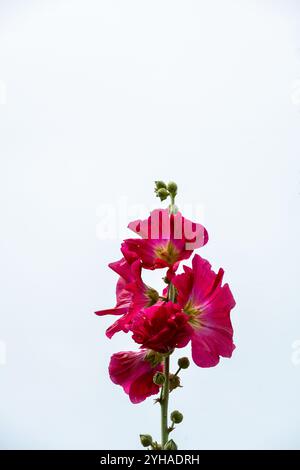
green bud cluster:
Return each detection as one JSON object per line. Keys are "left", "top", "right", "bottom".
{"left": 154, "top": 180, "right": 178, "bottom": 202}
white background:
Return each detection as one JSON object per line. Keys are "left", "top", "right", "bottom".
{"left": 0, "top": 0, "right": 300, "bottom": 449}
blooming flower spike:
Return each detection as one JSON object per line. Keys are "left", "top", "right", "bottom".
{"left": 95, "top": 180, "right": 236, "bottom": 449}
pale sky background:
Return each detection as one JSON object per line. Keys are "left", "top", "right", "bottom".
{"left": 0, "top": 0, "right": 300, "bottom": 449}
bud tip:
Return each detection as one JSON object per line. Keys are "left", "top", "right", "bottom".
{"left": 140, "top": 434, "right": 153, "bottom": 447}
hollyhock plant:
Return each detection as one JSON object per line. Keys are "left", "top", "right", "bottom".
{"left": 95, "top": 180, "right": 236, "bottom": 450}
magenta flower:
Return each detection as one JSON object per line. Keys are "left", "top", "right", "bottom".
{"left": 173, "top": 254, "right": 236, "bottom": 367}
{"left": 95, "top": 181, "right": 236, "bottom": 450}
{"left": 95, "top": 258, "right": 159, "bottom": 338}
{"left": 109, "top": 350, "right": 163, "bottom": 404}
{"left": 131, "top": 302, "right": 192, "bottom": 354}
{"left": 122, "top": 208, "right": 208, "bottom": 270}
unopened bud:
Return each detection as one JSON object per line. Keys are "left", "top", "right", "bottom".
{"left": 164, "top": 439, "right": 178, "bottom": 450}
{"left": 146, "top": 287, "right": 159, "bottom": 306}
{"left": 167, "top": 181, "right": 177, "bottom": 195}
{"left": 156, "top": 188, "right": 169, "bottom": 201}
{"left": 170, "top": 410, "right": 183, "bottom": 424}
{"left": 155, "top": 180, "right": 167, "bottom": 190}
{"left": 145, "top": 350, "right": 164, "bottom": 367}
{"left": 140, "top": 434, "right": 153, "bottom": 447}
{"left": 169, "top": 374, "right": 181, "bottom": 391}
{"left": 178, "top": 357, "right": 190, "bottom": 369}
{"left": 153, "top": 372, "right": 165, "bottom": 386}
{"left": 151, "top": 441, "right": 161, "bottom": 450}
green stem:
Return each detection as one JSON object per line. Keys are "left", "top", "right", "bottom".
{"left": 169, "top": 194, "right": 177, "bottom": 215}
{"left": 161, "top": 355, "right": 170, "bottom": 448}
{"left": 160, "top": 281, "right": 176, "bottom": 448}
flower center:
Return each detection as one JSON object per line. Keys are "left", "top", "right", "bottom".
{"left": 154, "top": 241, "right": 179, "bottom": 265}
{"left": 184, "top": 300, "right": 202, "bottom": 329}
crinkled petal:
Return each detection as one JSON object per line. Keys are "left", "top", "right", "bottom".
{"left": 131, "top": 302, "right": 193, "bottom": 353}
{"left": 172, "top": 266, "right": 193, "bottom": 307}
{"left": 173, "top": 254, "right": 236, "bottom": 368}
{"left": 129, "top": 371, "right": 161, "bottom": 404}
{"left": 108, "top": 258, "right": 134, "bottom": 282}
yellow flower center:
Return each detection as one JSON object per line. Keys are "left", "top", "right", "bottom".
{"left": 154, "top": 241, "right": 179, "bottom": 265}
{"left": 184, "top": 300, "right": 202, "bottom": 328}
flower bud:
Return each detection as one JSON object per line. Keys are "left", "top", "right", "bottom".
{"left": 178, "top": 357, "right": 190, "bottom": 369}
{"left": 164, "top": 439, "right": 178, "bottom": 450}
{"left": 156, "top": 188, "right": 169, "bottom": 201}
{"left": 155, "top": 180, "right": 167, "bottom": 190}
{"left": 146, "top": 287, "right": 159, "bottom": 306}
{"left": 140, "top": 434, "right": 153, "bottom": 447}
{"left": 169, "top": 374, "right": 181, "bottom": 391}
{"left": 170, "top": 410, "right": 183, "bottom": 424}
{"left": 145, "top": 350, "right": 164, "bottom": 367}
{"left": 153, "top": 372, "right": 165, "bottom": 386}
{"left": 167, "top": 181, "right": 177, "bottom": 196}
{"left": 151, "top": 441, "right": 161, "bottom": 450}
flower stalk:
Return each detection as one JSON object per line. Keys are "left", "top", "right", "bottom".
{"left": 161, "top": 354, "right": 170, "bottom": 448}
{"left": 160, "top": 279, "right": 177, "bottom": 448}
{"left": 95, "top": 179, "right": 236, "bottom": 450}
